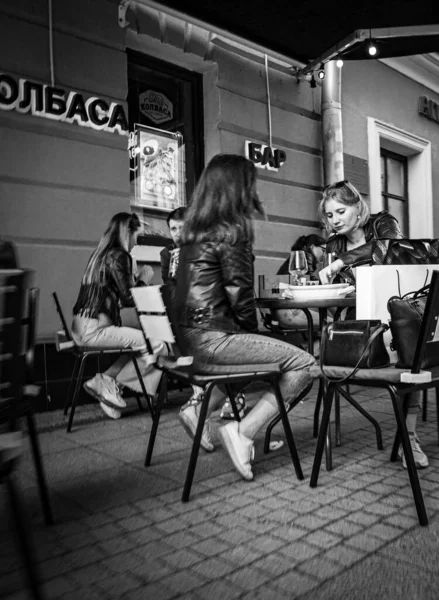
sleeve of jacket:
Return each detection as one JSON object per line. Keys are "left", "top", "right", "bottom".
{"left": 110, "top": 251, "right": 136, "bottom": 307}
{"left": 336, "top": 212, "right": 402, "bottom": 268}
{"left": 160, "top": 247, "right": 170, "bottom": 283}
{"left": 219, "top": 241, "right": 258, "bottom": 332}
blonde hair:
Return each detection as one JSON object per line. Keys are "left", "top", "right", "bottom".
{"left": 318, "top": 180, "right": 370, "bottom": 233}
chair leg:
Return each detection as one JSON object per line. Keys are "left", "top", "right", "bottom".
{"left": 422, "top": 389, "right": 428, "bottom": 422}
{"left": 310, "top": 382, "right": 335, "bottom": 487}
{"left": 388, "top": 386, "right": 428, "bottom": 526}
{"left": 26, "top": 412, "right": 54, "bottom": 525}
{"left": 224, "top": 385, "right": 242, "bottom": 422}
{"left": 436, "top": 387, "right": 439, "bottom": 446}
{"left": 67, "top": 356, "right": 87, "bottom": 433}
{"left": 335, "top": 390, "right": 341, "bottom": 447}
{"left": 313, "top": 379, "right": 324, "bottom": 438}
{"left": 145, "top": 373, "right": 166, "bottom": 467}
{"left": 390, "top": 391, "right": 410, "bottom": 462}
{"left": 271, "top": 378, "right": 303, "bottom": 480}
{"left": 182, "top": 382, "right": 214, "bottom": 502}
{"left": 132, "top": 357, "right": 155, "bottom": 418}
{"left": 337, "top": 386, "right": 383, "bottom": 451}
{"left": 64, "top": 356, "right": 80, "bottom": 416}
{"left": 6, "top": 475, "right": 44, "bottom": 600}
{"left": 263, "top": 383, "right": 313, "bottom": 454}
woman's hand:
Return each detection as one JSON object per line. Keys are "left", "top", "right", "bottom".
{"left": 319, "top": 258, "right": 344, "bottom": 284}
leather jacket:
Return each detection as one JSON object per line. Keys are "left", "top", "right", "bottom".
{"left": 326, "top": 210, "right": 402, "bottom": 268}
{"left": 175, "top": 240, "right": 258, "bottom": 334}
{"left": 73, "top": 247, "right": 136, "bottom": 325}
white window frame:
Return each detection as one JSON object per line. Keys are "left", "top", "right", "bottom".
{"left": 367, "top": 117, "right": 433, "bottom": 238}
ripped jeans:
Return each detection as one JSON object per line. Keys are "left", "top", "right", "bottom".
{"left": 72, "top": 313, "right": 165, "bottom": 395}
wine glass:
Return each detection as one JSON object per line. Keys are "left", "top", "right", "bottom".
{"left": 288, "top": 250, "right": 307, "bottom": 284}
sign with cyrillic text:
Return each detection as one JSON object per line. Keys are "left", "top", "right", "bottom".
{"left": 245, "top": 141, "right": 286, "bottom": 171}
{"left": 0, "top": 73, "right": 129, "bottom": 136}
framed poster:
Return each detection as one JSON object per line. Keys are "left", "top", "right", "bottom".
{"left": 129, "top": 123, "right": 183, "bottom": 211}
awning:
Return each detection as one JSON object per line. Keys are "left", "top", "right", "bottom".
{"left": 132, "top": 0, "right": 439, "bottom": 66}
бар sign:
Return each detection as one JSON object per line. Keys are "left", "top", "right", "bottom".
{"left": 245, "top": 141, "right": 287, "bottom": 171}
{"left": 0, "top": 73, "right": 128, "bottom": 135}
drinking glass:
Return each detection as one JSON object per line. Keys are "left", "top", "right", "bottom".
{"left": 288, "top": 250, "right": 307, "bottom": 284}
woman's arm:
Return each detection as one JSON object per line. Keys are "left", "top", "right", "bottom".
{"left": 110, "top": 250, "right": 136, "bottom": 307}
{"left": 219, "top": 241, "right": 259, "bottom": 332}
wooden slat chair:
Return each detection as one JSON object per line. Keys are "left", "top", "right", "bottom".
{"left": 310, "top": 271, "right": 439, "bottom": 526}
{"left": 131, "top": 284, "right": 311, "bottom": 502}
{"left": 52, "top": 292, "right": 153, "bottom": 432}
{"left": 1, "top": 271, "right": 53, "bottom": 526}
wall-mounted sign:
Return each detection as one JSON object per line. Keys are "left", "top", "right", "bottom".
{"left": 245, "top": 141, "right": 286, "bottom": 171}
{"left": 0, "top": 73, "right": 128, "bottom": 135}
{"left": 129, "top": 123, "right": 182, "bottom": 212}
{"left": 418, "top": 96, "right": 439, "bottom": 125}
{"left": 139, "top": 90, "right": 173, "bottom": 125}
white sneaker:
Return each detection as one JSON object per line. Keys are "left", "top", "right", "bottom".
{"left": 99, "top": 401, "right": 121, "bottom": 420}
{"left": 101, "top": 374, "right": 127, "bottom": 408}
{"left": 398, "top": 433, "right": 429, "bottom": 469}
{"left": 84, "top": 374, "right": 126, "bottom": 409}
{"left": 218, "top": 421, "right": 255, "bottom": 481}
{"left": 178, "top": 404, "right": 214, "bottom": 452}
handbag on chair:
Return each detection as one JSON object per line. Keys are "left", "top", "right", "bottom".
{"left": 387, "top": 283, "right": 436, "bottom": 369}
{"left": 320, "top": 320, "right": 390, "bottom": 383}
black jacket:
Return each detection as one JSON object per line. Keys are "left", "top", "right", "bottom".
{"left": 175, "top": 240, "right": 258, "bottom": 334}
{"left": 326, "top": 210, "right": 402, "bottom": 268}
{"left": 73, "top": 247, "right": 136, "bottom": 325}
{"left": 160, "top": 243, "right": 177, "bottom": 283}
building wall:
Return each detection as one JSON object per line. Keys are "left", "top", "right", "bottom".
{"left": 342, "top": 59, "right": 439, "bottom": 234}
{"left": 0, "top": 0, "right": 129, "bottom": 341}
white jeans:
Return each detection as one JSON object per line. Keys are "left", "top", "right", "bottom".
{"left": 72, "top": 313, "right": 165, "bottom": 395}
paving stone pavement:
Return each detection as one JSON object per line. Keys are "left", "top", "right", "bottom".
{"left": 1, "top": 385, "right": 439, "bottom": 599}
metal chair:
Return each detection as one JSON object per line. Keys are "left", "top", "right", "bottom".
{"left": 1, "top": 272, "right": 53, "bottom": 526}
{"left": 52, "top": 292, "right": 153, "bottom": 432}
{"left": 131, "top": 284, "right": 311, "bottom": 502}
{"left": 310, "top": 271, "right": 439, "bottom": 526}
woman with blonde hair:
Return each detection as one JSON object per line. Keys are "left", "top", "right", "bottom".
{"left": 318, "top": 180, "right": 427, "bottom": 470}
{"left": 174, "top": 154, "right": 315, "bottom": 480}
{"left": 72, "top": 212, "right": 165, "bottom": 420}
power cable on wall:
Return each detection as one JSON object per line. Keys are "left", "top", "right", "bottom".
{"left": 48, "top": 0, "right": 55, "bottom": 86}
{"left": 264, "top": 54, "right": 272, "bottom": 149}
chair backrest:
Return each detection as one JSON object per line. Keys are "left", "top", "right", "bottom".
{"left": 52, "top": 292, "right": 72, "bottom": 341}
{"left": 412, "top": 270, "right": 439, "bottom": 374}
{"left": 131, "top": 285, "right": 177, "bottom": 354}
{"left": 0, "top": 270, "right": 32, "bottom": 402}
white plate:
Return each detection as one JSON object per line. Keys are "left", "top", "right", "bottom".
{"left": 281, "top": 283, "right": 352, "bottom": 300}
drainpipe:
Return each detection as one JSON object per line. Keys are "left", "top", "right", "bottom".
{"left": 321, "top": 61, "right": 344, "bottom": 185}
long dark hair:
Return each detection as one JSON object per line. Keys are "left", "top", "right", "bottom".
{"left": 182, "top": 154, "right": 264, "bottom": 245}
{"left": 81, "top": 212, "right": 140, "bottom": 286}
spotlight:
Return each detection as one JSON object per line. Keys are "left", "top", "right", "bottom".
{"left": 310, "top": 74, "right": 317, "bottom": 88}
{"left": 367, "top": 39, "right": 378, "bottom": 56}
{"left": 336, "top": 58, "right": 344, "bottom": 68}
{"left": 317, "top": 63, "right": 325, "bottom": 80}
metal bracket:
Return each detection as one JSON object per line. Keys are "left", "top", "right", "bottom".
{"left": 118, "top": 0, "right": 133, "bottom": 29}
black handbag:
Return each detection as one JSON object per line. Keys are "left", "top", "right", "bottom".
{"left": 387, "top": 284, "right": 435, "bottom": 369}
{"left": 320, "top": 320, "right": 390, "bottom": 382}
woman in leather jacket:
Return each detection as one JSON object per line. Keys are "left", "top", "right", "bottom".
{"left": 317, "top": 180, "right": 428, "bottom": 469}
{"left": 318, "top": 180, "right": 402, "bottom": 284}
{"left": 174, "top": 154, "right": 316, "bottom": 481}
{"left": 72, "top": 212, "right": 165, "bottom": 420}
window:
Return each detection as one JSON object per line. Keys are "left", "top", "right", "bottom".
{"left": 127, "top": 51, "right": 204, "bottom": 212}
{"left": 380, "top": 149, "right": 408, "bottom": 236}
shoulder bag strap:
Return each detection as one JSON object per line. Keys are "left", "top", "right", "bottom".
{"left": 320, "top": 323, "right": 389, "bottom": 384}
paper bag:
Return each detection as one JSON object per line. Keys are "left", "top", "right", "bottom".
{"left": 356, "top": 265, "right": 439, "bottom": 362}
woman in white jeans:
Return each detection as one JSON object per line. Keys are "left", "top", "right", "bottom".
{"left": 71, "top": 212, "right": 165, "bottom": 419}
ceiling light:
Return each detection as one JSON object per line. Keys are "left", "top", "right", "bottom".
{"left": 336, "top": 58, "right": 343, "bottom": 68}
{"left": 317, "top": 64, "right": 325, "bottom": 80}
{"left": 367, "top": 39, "right": 378, "bottom": 56}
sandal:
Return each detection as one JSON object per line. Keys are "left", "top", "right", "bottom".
{"left": 220, "top": 392, "right": 247, "bottom": 420}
